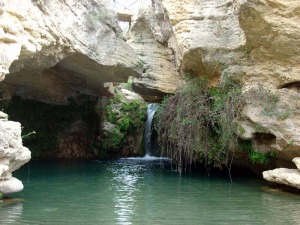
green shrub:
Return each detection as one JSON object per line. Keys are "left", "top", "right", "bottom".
{"left": 100, "top": 92, "right": 147, "bottom": 153}
{"left": 278, "top": 109, "right": 292, "bottom": 121}
{"left": 119, "top": 77, "right": 133, "bottom": 91}
{"left": 116, "top": 116, "right": 131, "bottom": 132}
{"left": 101, "top": 128, "right": 125, "bottom": 151}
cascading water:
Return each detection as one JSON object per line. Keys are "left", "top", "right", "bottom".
{"left": 144, "top": 103, "right": 157, "bottom": 156}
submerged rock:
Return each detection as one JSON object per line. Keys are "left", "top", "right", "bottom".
{"left": 0, "top": 197, "right": 24, "bottom": 206}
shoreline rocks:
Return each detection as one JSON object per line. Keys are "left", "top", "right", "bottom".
{"left": 263, "top": 157, "right": 300, "bottom": 189}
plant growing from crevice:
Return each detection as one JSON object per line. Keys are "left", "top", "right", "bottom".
{"left": 244, "top": 84, "right": 280, "bottom": 117}
{"left": 238, "top": 139, "right": 276, "bottom": 164}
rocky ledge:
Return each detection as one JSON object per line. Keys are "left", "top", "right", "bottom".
{"left": 0, "top": 112, "right": 31, "bottom": 195}
{"left": 263, "top": 158, "right": 300, "bottom": 189}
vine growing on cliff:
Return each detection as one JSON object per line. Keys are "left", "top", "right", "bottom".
{"left": 156, "top": 76, "right": 244, "bottom": 176}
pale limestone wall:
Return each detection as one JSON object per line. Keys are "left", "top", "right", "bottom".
{"left": 0, "top": 0, "right": 142, "bottom": 104}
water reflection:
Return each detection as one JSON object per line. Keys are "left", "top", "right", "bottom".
{"left": 109, "top": 161, "right": 142, "bottom": 225}
{"left": 0, "top": 202, "right": 23, "bottom": 224}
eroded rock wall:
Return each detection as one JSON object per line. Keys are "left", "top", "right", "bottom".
{"left": 232, "top": 0, "right": 300, "bottom": 162}
{"left": 0, "top": 0, "right": 142, "bottom": 104}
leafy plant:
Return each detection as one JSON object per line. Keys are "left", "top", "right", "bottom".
{"left": 119, "top": 77, "right": 133, "bottom": 91}
{"left": 101, "top": 128, "right": 125, "bottom": 152}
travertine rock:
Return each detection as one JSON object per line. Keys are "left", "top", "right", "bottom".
{"left": 0, "top": 0, "right": 142, "bottom": 104}
{"left": 0, "top": 112, "right": 31, "bottom": 194}
{"left": 232, "top": 0, "right": 300, "bottom": 159}
{"left": 229, "top": 64, "right": 300, "bottom": 159}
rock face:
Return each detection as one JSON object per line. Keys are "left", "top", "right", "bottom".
{"left": 0, "top": 177, "right": 24, "bottom": 195}
{"left": 229, "top": 0, "right": 300, "bottom": 161}
{"left": 263, "top": 158, "right": 300, "bottom": 189}
{"left": 127, "top": 0, "right": 182, "bottom": 101}
{"left": 55, "top": 120, "right": 94, "bottom": 159}
{"left": 162, "top": 0, "right": 246, "bottom": 78}
{"left": 0, "top": 112, "right": 31, "bottom": 194}
{"left": 0, "top": 0, "right": 142, "bottom": 104}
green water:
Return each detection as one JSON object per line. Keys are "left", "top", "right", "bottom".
{"left": 1, "top": 159, "right": 300, "bottom": 225}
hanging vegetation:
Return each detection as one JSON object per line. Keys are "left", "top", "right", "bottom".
{"left": 155, "top": 76, "right": 244, "bottom": 174}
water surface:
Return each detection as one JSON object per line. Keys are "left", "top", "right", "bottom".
{"left": 1, "top": 159, "right": 300, "bottom": 225}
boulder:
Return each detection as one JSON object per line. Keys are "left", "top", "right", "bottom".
{"left": 263, "top": 168, "right": 300, "bottom": 190}
{"left": 0, "top": 177, "right": 24, "bottom": 195}
{"left": 263, "top": 157, "right": 300, "bottom": 189}
{"left": 161, "top": 0, "right": 246, "bottom": 78}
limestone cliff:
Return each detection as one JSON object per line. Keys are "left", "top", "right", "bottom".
{"left": 0, "top": 0, "right": 142, "bottom": 104}
{"left": 129, "top": 0, "right": 300, "bottom": 165}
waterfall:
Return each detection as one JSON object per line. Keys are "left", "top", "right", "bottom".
{"left": 144, "top": 103, "right": 157, "bottom": 156}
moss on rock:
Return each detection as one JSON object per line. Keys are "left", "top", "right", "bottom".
{"left": 98, "top": 88, "right": 147, "bottom": 156}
